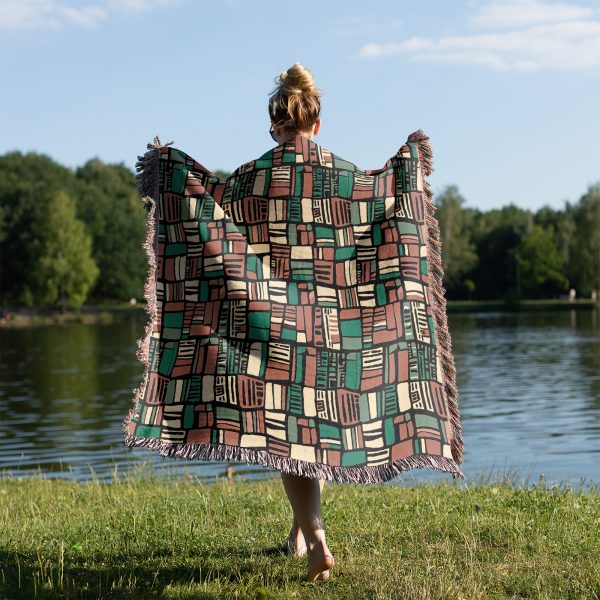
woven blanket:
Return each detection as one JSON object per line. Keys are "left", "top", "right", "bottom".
{"left": 122, "top": 130, "right": 465, "bottom": 483}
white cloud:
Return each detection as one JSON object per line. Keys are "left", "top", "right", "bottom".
{"left": 105, "top": 0, "right": 177, "bottom": 13}
{"left": 0, "top": 0, "right": 178, "bottom": 30}
{"left": 59, "top": 4, "right": 107, "bottom": 27}
{"left": 354, "top": 0, "right": 600, "bottom": 71}
{"left": 0, "top": 0, "right": 107, "bottom": 29}
{"left": 470, "top": 0, "right": 594, "bottom": 29}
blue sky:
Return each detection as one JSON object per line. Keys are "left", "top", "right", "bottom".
{"left": 1, "top": 0, "right": 598, "bottom": 211}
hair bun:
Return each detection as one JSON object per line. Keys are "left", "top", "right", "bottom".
{"left": 280, "top": 63, "right": 316, "bottom": 95}
{"left": 268, "top": 62, "right": 322, "bottom": 136}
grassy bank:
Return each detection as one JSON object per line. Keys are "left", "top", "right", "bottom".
{"left": 447, "top": 298, "right": 600, "bottom": 313}
{"left": 1, "top": 472, "right": 598, "bottom": 599}
{"left": 1, "top": 298, "right": 598, "bottom": 327}
{"left": 0, "top": 302, "right": 145, "bottom": 327}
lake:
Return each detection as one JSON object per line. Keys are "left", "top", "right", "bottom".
{"left": 1, "top": 308, "right": 598, "bottom": 489}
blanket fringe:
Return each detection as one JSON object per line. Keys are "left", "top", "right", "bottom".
{"left": 407, "top": 129, "right": 464, "bottom": 470}
{"left": 121, "top": 135, "right": 172, "bottom": 440}
{"left": 123, "top": 434, "right": 464, "bottom": 484}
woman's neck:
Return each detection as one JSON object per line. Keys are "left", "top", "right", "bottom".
{"left": 278, "top": 130, "right": 314, "bottom": 144}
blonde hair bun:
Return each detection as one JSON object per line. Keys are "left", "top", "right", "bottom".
{"left": 268, "top": 63, "right": 322, "bottom": 136}
{"left": 279, "top": 62, "right": 319, "bottom": 96}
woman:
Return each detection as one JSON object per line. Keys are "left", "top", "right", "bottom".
{"left": 268, "top": 62, "right": 333, "bottom": 584}
{"left": 125, "top": 59, "right": 464, "bottom": 587}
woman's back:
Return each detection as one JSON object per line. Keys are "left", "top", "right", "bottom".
{"left": 123, "top": 62, "right": 463, "bottom": 583}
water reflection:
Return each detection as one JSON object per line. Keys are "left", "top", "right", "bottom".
{"left": 1, "top": 308, "right": 598, "bottom": 488}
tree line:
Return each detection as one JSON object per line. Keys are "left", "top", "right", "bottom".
{"left": 0, "top": 150, "right": 598, "bottom": 309}
{"left": 436, "top": 183, "right": 599, "bottom": 301}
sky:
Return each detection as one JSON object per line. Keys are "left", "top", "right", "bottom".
{"left": 0, "top": 0, "right": 599, "bottom": 212}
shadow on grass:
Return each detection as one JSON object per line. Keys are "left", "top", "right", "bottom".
{"left": 0, "top": 543, "right": 293, "bottom": 599}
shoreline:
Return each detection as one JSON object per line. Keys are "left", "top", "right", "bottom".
{"left": 0, "top": 298, "right": 598, "bottom": 327}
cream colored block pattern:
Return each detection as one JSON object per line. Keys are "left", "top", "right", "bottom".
{"left": 241, "top": 434, "right": 267, "bottom": 448}
{"left": 397, "top": 381, "right": 410, "bottom": 412}
{"left": 303, "top": 388, "right": 316, "bottom": 417}
{"left": 290, "top": 443, "right": 316, "bottom": 462}
{"left": 265, "top": 383, "right": 285, "bottom": 410}
{"left": 247, "top": 343, "right": 263, "bottom": 377}
{"left": 301, "top": 198, "right": 314, "bottom": 222}
{"left": 291, "top": 246, "right": 313, "bottom": 259}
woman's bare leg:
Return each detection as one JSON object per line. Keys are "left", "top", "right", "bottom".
{"left": 284, "top": 477, "right": 325, "bottom": 555}
{"left": 280, "top": 472, "right": 334, "bottom": 581}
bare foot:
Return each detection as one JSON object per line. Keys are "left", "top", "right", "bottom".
{"left": 301, "top": 540, "right": 334, "bottom": 583}
{"left": 284, "top": 524, "right": 306, "bottom": 556}
{"left": 314, "top": 568, "right": 331, "bottom": 581}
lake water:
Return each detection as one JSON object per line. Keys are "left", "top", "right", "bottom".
{"left": 1, "top": 309, "right": 598, "bottom": 489}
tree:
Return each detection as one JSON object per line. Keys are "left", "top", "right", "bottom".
{"left": 513, "top": 224, "right": 568, "bottom": 298}
{"left": 213, "top": 169, "right": 232, "bottom": 182}
{"left": 0, "top": 151, "right": 81, "bottom": 303}
{"left": 462, "top": 278, "right": 476, "bottom": 300}
{"left": 75, "top": 158, "right": 147, "bottom": 301}
{"left": 535, "top": 203, "right": 576, "bottom": 279}
{"left": 469, "top": 203, "right": 531, "bottom": 300}
{"left": 28, "top": 190, "right": 99, "bottom": 310}
{"left": 568, "top": 183, "right": 600, "bottom": 297}
{"left": 433, "top": 185, "right": 479, "bottom": 298}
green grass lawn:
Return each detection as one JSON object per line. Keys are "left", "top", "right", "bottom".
{"left": 1, "top": 470, "right": 598, "bottom": 599}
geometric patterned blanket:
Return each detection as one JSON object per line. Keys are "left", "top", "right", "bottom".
{"left": 122, "top": 130, "right": 465, "bottom": 483}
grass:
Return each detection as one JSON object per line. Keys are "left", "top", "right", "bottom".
{"left": 1, "top": 467, "right": 599, "bottom": 599}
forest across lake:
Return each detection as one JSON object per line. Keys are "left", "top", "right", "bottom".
{"left": 1, "top": 150, "right": 599, "bottom": 312}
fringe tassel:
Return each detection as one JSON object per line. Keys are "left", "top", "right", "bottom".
{"left": 122, "top": 133, "right": 466, "bottom": 484}
{"left": 122, "top": 434, "right": 464, "bottom": 484}
{"left": 407, "top": 129, "right": 465, "bottom": 472}
{"left": 121, "top": 135, "right": 173, "bottom": 441}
